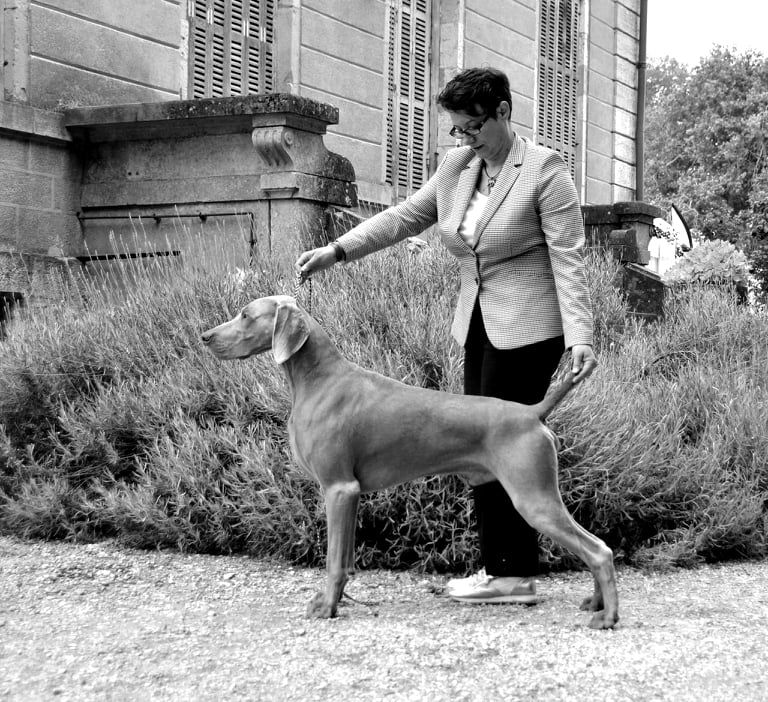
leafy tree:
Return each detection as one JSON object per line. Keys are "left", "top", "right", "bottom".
{"left": 644, "top": 47, "right": 768, "bottom": 254}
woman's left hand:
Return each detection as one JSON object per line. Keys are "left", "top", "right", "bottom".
{"left": 570, "top": 344, "right": 598, "bottom": 383}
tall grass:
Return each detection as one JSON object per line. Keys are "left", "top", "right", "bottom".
{"left": 1, "top": 226, "right": 766, "bottom": 572}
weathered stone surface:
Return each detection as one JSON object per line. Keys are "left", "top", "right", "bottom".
{"left": 64, "top": 94, "right": 340, "bottom": 142}
{"left": 0, "top": 251, "right": 82, "bottom": 302}
{"left": 583, "top": 200, "right": 663, "bottom": 262}
{"left": 65, "top": 95, "right": 357, "bottom": 268}
{"left": 621, "top": 262, "right": 666, "bottom": 321}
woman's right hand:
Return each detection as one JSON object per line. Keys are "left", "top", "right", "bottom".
{"left": 295, "top": 245, "right": 337, "bottom": 283}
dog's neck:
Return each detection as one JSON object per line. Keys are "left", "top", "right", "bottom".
{"left": 280, "top": 315, "right": 347, "bottom": 399}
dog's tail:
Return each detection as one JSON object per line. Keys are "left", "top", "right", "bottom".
{"left": 533, "top": 374, "right": 576, "bottom": 421}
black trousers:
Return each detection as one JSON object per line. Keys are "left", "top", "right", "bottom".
{"left": 464, "top": 302, "right": 565, "bottom": 576}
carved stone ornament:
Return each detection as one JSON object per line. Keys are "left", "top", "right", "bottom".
{"left": 252, "top": 126, "right": 295, "bottom": 168}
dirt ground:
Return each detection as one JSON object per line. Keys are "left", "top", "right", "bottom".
{"left": 1, "top": 535, "right": 767, "bottom": 701}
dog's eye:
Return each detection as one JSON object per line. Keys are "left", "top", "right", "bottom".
{"left": 241, "top": 311, "right": 248, "bottom": 320}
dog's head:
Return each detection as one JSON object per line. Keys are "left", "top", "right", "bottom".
{"left": 201, "top": 295, "right": 310, "bottom": 364}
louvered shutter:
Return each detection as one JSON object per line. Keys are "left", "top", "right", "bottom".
{"left": 189, "top": 0, "right": 274, "bottom": 99}
{"left": 385, "top": 0, "right": 431, "bottom": 200}
{"left": 536, "top": 0, "right": 580, "bottom": 177}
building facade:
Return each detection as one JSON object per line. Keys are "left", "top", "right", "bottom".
{"left": 1, "top": 0, "right": 644, "bottom": 305}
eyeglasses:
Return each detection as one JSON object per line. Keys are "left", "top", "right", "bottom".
{"left": 449, "top": 114, "right": 490, "bottom": 139}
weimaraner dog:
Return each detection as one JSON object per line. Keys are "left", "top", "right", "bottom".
{"left": 202, "top": 295, "right": 619, "bottom": 629}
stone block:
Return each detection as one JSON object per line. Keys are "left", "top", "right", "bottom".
{"left": 0, "top": 205, "right": 18, "bottom": 248}
{"left": 590, "top": 0, "right": 616, "bottom": 25}
{"left": 17, "top": 209, "right": 83, "bottom": 255}
{"left": 28, "top": 141, "right": 80, "bottom": 179}
{"left": 607, "top": 227, "right": 648, "bottom": 264}
{"left": 614, "top": 159, "right": 636, "bottom": 190}
{"left": 304, "top": 0, "right": 383, "bottom": 36}
{"left": 0, "top": 169, "right": 53, "bottom": 208}
{"left": 466, "top": 11, "right": 535, "bottom": 64}
{"left": 583, "top": 201, "right": 663, "bottom": 250}
{"left": 53, "top": 177, "right": 83, "bottom": 213}
{"left": 589, "top": 16, "right": 615, "bottom": 52}
{"left": 588, "top": 96, "right": 614, "bottom": 131}
{"left": 30, "top": 61, "right": 175, "bottom": 111}
{"left": 585, "top": 177, "right": 612, "bottom": 206}
{"left": 468, "top": 0, "right": 537, "bottom": 38}
{"left": 303, "top": 11, "right": 382, "bottom": 73}
{"left": 614, "top": 107, "right": 636, "bottom": 138}
{"left": 302, "top": 88, "right": 382, "bottom": 144}
{"left": 616, "top": 30, "right": 638, "bottom": 63}
{"left": 616, "top": 3, "right": 639, "bottom": 35}
{"left": 614, "top": 133, "right": 635, "bottom": 164}
{"left": 42, "top": 0, "right": 181, "bottom": 46}
{"left": 31, "top": 5, "right": 179, "bottom": 93}
{"left": 589, "top": 45, "right": 615, "bottom": 79}
{"left": 589, "top": 72, "right": 615, "bottom": 103}
{"left": 587, "top": 124, "right": 613, "bottom": 158}
{"left": 301, "top": 48, "right": 382, "bottom": 109}
{"left": 613, "top": 184, "right": 636, "bottom": 204}
{"left": 614, "top": 82, "right": 636, "bottom": 113}
{"left": 0, "top": 137, "right": 28, "bottom": 169}
{"left": 587, "top": 151, "right": 613, "bottom": 185}
{"left": 621, "top": 262, "right": 665, "bottom": 320}
{"left": 616, "top": 56, "right": 638, "bottom": 89}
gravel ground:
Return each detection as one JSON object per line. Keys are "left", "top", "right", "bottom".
{"left": 1, "top": 535, "right": 766, "bottom": 702}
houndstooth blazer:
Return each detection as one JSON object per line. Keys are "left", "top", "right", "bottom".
{"left": 336, "top": 134, "right": 593, "bottom": 350}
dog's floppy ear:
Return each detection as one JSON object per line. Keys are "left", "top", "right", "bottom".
{"left": 272, "top": 299, "right": 310, "bottom": 364}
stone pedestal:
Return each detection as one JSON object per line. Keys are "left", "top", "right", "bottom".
{"left": 582, "top": 201, "right": 667, "bottom": 320}
{"left": 63, "top": 94, "right": 357, "bottom": 270}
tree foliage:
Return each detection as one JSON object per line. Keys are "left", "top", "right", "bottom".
{"left": 644, "top": 47, "right": 768, "bottom": 252}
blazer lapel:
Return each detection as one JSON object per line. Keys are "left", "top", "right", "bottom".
{"left": 446, "top": 157, "right": 483, "bottom": 244}
{"left": 473, "top": 134, "right": 527, "bottom": 247}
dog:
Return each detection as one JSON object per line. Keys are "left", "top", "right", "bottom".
{"left": 202, "top": 295, "right": 619, "bottom": 629}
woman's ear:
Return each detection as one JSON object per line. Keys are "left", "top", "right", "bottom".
{"left": 497, "top": 101, "right": 511, "bottom": 120}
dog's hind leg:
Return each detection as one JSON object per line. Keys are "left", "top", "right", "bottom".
{"left": 524, "top": 498, "right": 618, "bottom": 629}
{"left": 497, "top": 434, "right": 619, "bottom": 629}
{"left": 306, "top": 479, "right": 361, "bottom": 619}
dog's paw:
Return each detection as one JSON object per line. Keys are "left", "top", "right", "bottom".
{"left": 306, "top": 592, "right": 336, "bottom": 619}
{"left": 588, "top": 610, "right": 620, "bottom": 630}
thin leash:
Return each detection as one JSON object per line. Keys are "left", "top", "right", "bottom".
{"left": 294, "top": 270, "right": 312, "bottom": 315}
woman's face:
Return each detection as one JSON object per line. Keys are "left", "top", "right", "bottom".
{"left": 446, "top": 102, "right": 512, "bottom": 162}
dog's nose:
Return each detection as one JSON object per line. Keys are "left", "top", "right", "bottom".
{"left": 201, "top": 331, "right": 213, "bottom": 345}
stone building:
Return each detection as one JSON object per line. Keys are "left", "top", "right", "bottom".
{"left": 1, "top": 0, "right": 650, "bottom": 312}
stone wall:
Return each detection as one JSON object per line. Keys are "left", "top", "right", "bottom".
{"left": 63, "top": 94, "right": 357, "bottom": 267}
{"left": 5, "top": 0, "right": 184, "bottom": 109}
{"left": 586, "top": 0, "right": 641, "bottom": 204}
{"left": 583, "top": 200, "right": 667, "bottom": 320}
{"left": 0, "top": 100, "right": 82, "bottom": 302}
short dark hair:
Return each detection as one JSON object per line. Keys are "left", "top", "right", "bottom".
{"left": 436, "top": 67, "right": 512, "bottom": 118}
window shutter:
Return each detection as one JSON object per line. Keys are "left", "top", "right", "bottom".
{"left": 536, "top": 0, "right": 580, "bottom": 177}
{"left": 385, "top": 0, "right": 432, "bottom": 200}
{"left": 188, "top": 0, "right": 274, "bottom": 99}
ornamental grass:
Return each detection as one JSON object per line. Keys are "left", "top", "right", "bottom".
{"left": 1, "top": 225, "right": 766, "bottom": 572}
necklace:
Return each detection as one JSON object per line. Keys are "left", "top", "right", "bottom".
{"left": 483, "top": 163, "right": 503, "bottom": 191}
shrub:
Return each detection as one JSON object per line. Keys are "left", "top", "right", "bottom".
{"left": 1, "top": 230, "right": 766, "bottom": 572}
{"left": 663, "top": 238, "right": 751, "bottom": 290}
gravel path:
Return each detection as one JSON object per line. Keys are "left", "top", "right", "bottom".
{"left": 1, "top": 535, "right": 766, "bottom": 701}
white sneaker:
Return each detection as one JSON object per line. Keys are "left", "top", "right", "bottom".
{"left": 445, "top": 568, "right": 490, "bottom": 593}
{"left": 447, "top": 570, "right": 538, "bottom": 604}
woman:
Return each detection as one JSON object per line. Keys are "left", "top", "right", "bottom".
{"left": 295, "top": 67, "right": 597, "bottom": 604}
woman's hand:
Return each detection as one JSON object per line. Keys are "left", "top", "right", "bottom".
{"left": 570, "top": 344, "right": 598, "bottom": 383}
{"left": 295, "top": 245, "right": 338, "bottom": 283}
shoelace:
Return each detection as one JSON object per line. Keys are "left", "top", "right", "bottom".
{"left": 465, "top": 568, "right": 492, "bottom": 586}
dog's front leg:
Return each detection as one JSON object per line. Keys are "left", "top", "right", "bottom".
{"left": 306, "top": 480, "right": 361, "bottom": 619}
